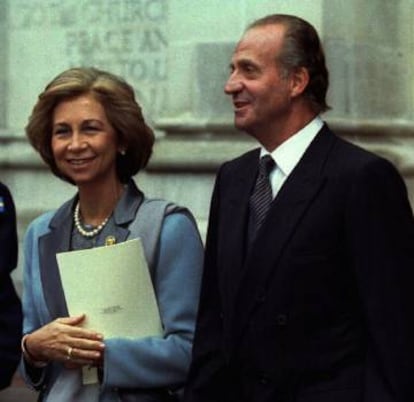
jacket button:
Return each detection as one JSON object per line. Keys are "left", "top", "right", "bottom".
{"left": 259, "top": 375, "right": 270, "bottom": 385}
{"left": 276, "top": 314, "right": 288, "bottom": 326}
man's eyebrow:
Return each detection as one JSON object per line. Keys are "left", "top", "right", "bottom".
{"left": 238, "top": 58, "right": 259, "bottom": 69}
{"left": 229, "top": 57, "right": 256, "bottom": 66}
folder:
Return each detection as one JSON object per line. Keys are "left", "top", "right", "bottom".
{"left": 57, "top": 238, "right": 162, "bottom": 383}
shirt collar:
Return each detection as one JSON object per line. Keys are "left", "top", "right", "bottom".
{"left": 260, "top": 116, "right": 323, "bottom": 176}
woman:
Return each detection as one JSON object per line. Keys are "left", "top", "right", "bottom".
{"left": 20, "top": 67, "right": 204, "bottom": 401}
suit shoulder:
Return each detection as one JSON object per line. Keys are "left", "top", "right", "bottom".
{"left": 0, "top": 183, "right": 15, "bottom": 215}
{"left": 219, "top": 148, "right": 260, "bottom": 174}
{"left": 330, "top": 135, "right": 397, "bottom": 173}
{"left": 0, "top": 181, "right": 10, "bottom": 194}
{"left": 0, "top": 182, "right": 13, "bottom": 202}
{"left": 321, "top": 135, "right": 409, "bottom": 202}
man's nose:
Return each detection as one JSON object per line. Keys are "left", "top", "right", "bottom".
{"left": 224, "top": 73, "right": 243, "bottom": 94}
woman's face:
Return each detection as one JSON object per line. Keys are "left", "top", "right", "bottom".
{"left": 51, "top": 93, "right": 121, "bottom": 189}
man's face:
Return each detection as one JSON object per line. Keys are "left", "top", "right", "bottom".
{"left": 224, "top": 24, "right": 294, "bottom": 140}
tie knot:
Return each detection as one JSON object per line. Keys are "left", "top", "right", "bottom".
{"left": 259, "top": 155, "right": 275, "bottom": 177}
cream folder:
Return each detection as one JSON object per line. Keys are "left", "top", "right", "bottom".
{"left": 57, "top": 238, "right": 163, "bottom": 384}
{"left": 57, "top": 238, "right": 163, "bottom": 338}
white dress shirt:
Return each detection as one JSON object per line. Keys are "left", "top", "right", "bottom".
{"left": 260, "top": 116, "right": 324, "bottom": 198}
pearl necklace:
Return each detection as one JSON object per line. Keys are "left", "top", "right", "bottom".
{"left": 73, "top": 202, "right": 110, "bottom": 238}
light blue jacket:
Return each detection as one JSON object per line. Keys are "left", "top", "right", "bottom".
{"left": 20, "top": 181, "right": 204, "bottom": 401}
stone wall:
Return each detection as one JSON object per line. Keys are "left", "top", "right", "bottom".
{"left": 1, "top": 0, "right": 413, "bottom": 293}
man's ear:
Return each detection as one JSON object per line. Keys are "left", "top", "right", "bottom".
{"left": 290, "top": 67, "right": 309, "bottom": 98}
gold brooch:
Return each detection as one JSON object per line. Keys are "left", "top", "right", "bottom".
{"left": 105, "top": 236, "right": 117, "bottom": 246}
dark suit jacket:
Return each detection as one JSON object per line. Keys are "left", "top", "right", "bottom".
{"left": 185, "top": 125, "right": 414, "bottom": 402}
{"left": 0, "top": 182, "right": 23, "bottom": 389}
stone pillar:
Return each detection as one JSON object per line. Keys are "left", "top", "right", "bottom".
{"left": 322, "top": 0, "right": 414, "bottom": 205}
{"left": 0, "top": 0, "right": 8, "bottom": 128}
{"left": 324, "top": 0, "right": 413, "bottom": 120}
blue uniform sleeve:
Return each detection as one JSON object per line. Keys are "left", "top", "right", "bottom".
{"left": 103, "top": 212, "right": 204, "bottom": 391}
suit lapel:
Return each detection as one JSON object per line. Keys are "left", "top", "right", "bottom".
{"left": 38, "top": 180, "right": 143, "bottom": 320}
{"left": 112, "top": 180, "right": 144, "bottom": 242}
{"left": 219, "top": 150, "right": 260, "bottom": 312}
{"left": 234, "top": 126, "right": 336, "bottom": 337}
{"left": 39, "top": 198, "right": 74, "bottom": 319}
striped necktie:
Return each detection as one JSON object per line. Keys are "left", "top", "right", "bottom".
{"left": 248, "top": 155, "right": 275, "bottom": 243}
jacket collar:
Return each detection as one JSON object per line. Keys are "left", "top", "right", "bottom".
{"left": 39, "top": 179, "right": 143, "bottom": 319}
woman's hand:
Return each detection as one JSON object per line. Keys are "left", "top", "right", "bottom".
{"left": 24, "top": 314, "right": 105, "bottom": 369}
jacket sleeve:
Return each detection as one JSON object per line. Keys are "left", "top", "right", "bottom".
{"left": 0, "top": 183, "right": 23, "bottom": 389}
{"left": 102, "top": 211, "right": 204, "bottom": 391}
{"left": 19, "top": 219, "right": 49, "bottom": 390}
{"left": 346, "top": 157, "right": 414, "bottom": 401}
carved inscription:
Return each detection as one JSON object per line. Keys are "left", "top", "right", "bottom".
{"left": 12, "top": 0, "right": 168, "bottom": 117}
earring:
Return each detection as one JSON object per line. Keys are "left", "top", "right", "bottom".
{"left": 119, "top": 149, "right": 126, "bottom": 156}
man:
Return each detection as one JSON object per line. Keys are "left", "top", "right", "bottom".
{"left": 184, "top": 14, "right": 414, "bottom": 402}
{"left": 0, "top": 181, "right": 22, "bottom": 389}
